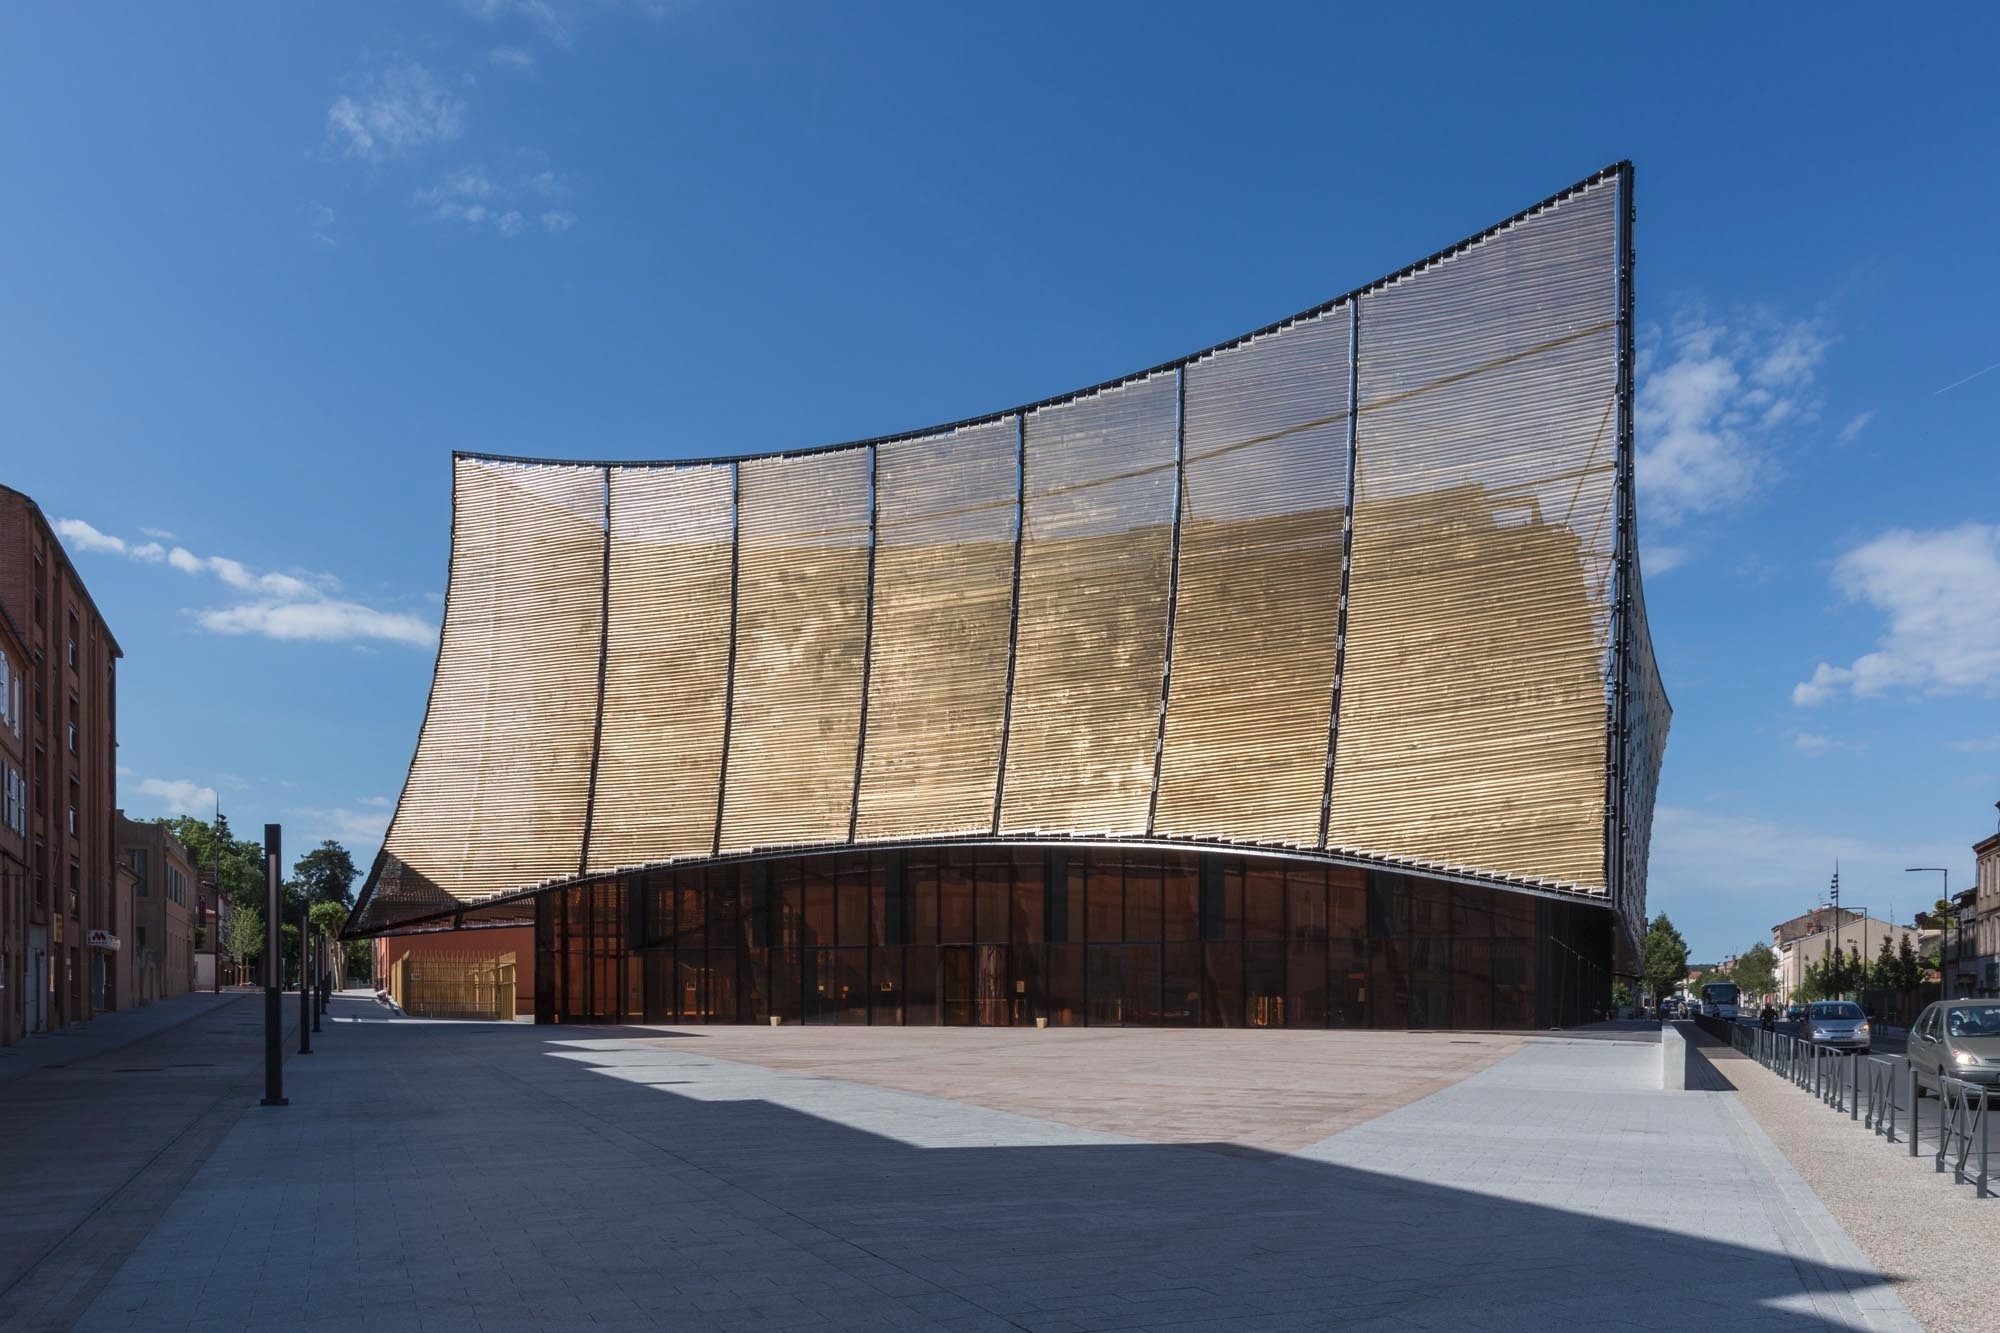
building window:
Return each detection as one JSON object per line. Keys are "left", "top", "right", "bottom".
{"left": 67, "top": 800, "right": 77, "bottom": 836}
{"left": 67, "top": 863, "right": 79, "bottom": 916}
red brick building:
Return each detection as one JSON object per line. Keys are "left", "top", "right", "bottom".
{"left": 0, "top": 485, "right": 123, "bottom": 1042}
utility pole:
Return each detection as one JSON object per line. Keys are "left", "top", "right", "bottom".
{"left": 260, "top": 823, "right": 286, "bottom": 1107}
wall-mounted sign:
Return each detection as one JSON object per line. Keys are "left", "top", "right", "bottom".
{"left": 86, "top": 929, "right": 120, "bottom": 952}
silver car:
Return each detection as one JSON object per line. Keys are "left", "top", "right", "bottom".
{"left": 1803, "top": 1000, "right": 1871, "bottom": 1053}
{"left": 1909, "top": 1000, "right": 2000, "bottom": 1093}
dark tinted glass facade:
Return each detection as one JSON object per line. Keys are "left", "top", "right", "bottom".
{"left": 534, "top": 848, "right": 1612, "bottom": 1030}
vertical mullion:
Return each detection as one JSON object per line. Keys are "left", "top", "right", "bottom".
{"left": 1146, "top": 365, "right": 1188, "bottom": 835}
{"left": 711, "top": 462, "right": 743, "bottom": 857}
{"left": 991, "top": 412, "right": 1028, "bottom": 834}
{"left": 1319, "top": 299, "right": 1361, "bottom": 848}
{"left": 848, "top": 444, "right": 880, "bottom": 844}
{"left": 1609, "top": 164, "right": 1637, "bottom": 917}
{"left": 578, "top": 466, "right": 612, "bottom": 874}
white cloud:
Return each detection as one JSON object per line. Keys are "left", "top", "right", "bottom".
{"left": 462, "top": 0, "right": 575, "bottom": 46}
{"left": 139, "top": 526, "right": 176, "bottom": 540}
{"left": 417, "top": 166, "right": 576, "bottom": 235}
{"left": 1835, "top": 411, "right": 1874, "bottom": 446}
{"left": 1792, "top": 731, "right": 1864, "bottom": 757}
{"left": 1636, "top": 314, "right": 1827, "bottom": 527}
{"left": 1794, "top": 523, "right": 2000, "bottom": 704}
{"left": 49, "top": 516, "right": 436, "bottom": 650}
{"left": 196, "top": 599, "right": 436, "bottom": 648}
{"left": 326, "top": 60, "right": 465, "bottom": 161}
{"left": 1647, "top": 803, "right": 1959, "bottom": 927}
{"left": 307, "top": 201, "right": 338, "bottom": 248}
{"left": 288, "top": 804, "right": 392, "bottom": 848}
{"left": 1947, "top": 736, "right": 2000, "bottom": 753}
{"left": 414, "top": 167, "right": 496, "bottom": 224}
{"left": 53, "top": 517, "right": 129, "bottom": 555}
{"left": 135, "top": 776, "right": 219, "bottom": 817}
{"left": 488, "top": 45, "right": 538, "bottom": 72}
{"left": 1643, "top": 543, "right": 1688, "bottom": 575}
{"left": 359, "top": 795, "right": 394, "bottom": 808}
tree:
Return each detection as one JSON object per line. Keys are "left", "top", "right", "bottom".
{"left": 225, "top": 903, "right": 266, "bottom": 970}
{"left": 1643, "top": 914, "right": 1691, "bottom": 1007}
{"left": 1733, "top": 944, "right": 1778, "bottom": 1001}
{"left": 1896, "top": 932, "right": 1924, "bottom": 993}
{"left": 1611, "top": 981, "right": 1632, "bottom": 1010}
{"left": 1871, "top": 934, "right": 1897, "bottom": 992}
{"left": 157, "top": 814, "right": 268, "bottom": 917}
{"left": 294, "top": 841, "right": 359, "bottom": 908}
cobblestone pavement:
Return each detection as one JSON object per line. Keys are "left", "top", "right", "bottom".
{"left": 63, "top": 1006, "right": 1919, "bottom": 1332}
{"left": 1690, "top": 1024, "right": 1999, "bottom": 1333}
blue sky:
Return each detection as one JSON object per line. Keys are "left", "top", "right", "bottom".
{"left": 3, "top": 3, "right": 1995, "bottom": 960}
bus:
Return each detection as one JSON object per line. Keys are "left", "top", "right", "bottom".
{"left": 1699, "top": 981, "right": 1741, "bottom": 1019}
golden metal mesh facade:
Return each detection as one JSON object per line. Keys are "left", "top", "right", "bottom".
{"left": 1328, "top": 175, "right": 1621, "bottom": 891}
{"left": 357, "top": 165, "right": 1664, "bottom": 940}
{"left": 998, "top": 372, "right": 1179, "bottom": 835}
{"left": 1154, "top": 306, "right": 1352, "bottom": 846}
{"left": 853, "top": 420, "right": 1019, "bottom": 839}
{"left": 381, "top": 458, "right": 603, "bottom": 903}
{"left": 716, "top": 449, "right": 872, "bottom": 853}
{"left": 587, "top": 464, "right": 735, "bottom": 871}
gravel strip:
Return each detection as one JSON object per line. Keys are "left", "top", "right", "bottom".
{"left": 1690, "top": 1027, "right": 2000, "bottom": 1332}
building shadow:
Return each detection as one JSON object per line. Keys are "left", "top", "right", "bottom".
{"left": 474, "top": 1025, "right": 1905, "bottom": 1331}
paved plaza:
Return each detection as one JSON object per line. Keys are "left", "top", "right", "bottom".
{"left": 0, "top": 997, "right": 1927, "bottom": 1332}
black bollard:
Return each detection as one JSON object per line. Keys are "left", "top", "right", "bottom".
{"left": 298, "top": 905, "right": 313, "bottom": 1056}
{"left": 261, "top": 824, "right": 287, "bottom": 1107}
{"left": 311, "top": 926, "right": 323, "bottom": 1034}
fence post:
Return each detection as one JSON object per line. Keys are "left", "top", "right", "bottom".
{"left": 1909, "top": 1064, "right": 1921, "bottom": 1157}
{"left": 1850, "top": 1055, "right": 1859, "bottom": 1121}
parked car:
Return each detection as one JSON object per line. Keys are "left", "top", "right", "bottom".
{"left": 1787, "top": 1003, "right": 1806, "bottom": 1023}
{"left": 1802, "top": 1001, "right": 1871, "bottom": 1052}
{"left": 1907, "top": 999, "right": 2000, "bottom": 1095}
{"left": 1660, "top": 999, "right": 1680, "bottom": 1019}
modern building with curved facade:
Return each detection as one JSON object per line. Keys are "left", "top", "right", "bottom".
{"left": 349, "top": 162, "right": 1669, "bottom": 1031}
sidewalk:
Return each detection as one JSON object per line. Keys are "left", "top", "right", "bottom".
{"left": 76, "top": 1015, "right": 1918, "bottom": 1331}
{"left": 1689, "top": 1022, "right": 2000, "bottom": 1332}
{"left": 0, "top": 989, "right": 259, "bottom": 1084}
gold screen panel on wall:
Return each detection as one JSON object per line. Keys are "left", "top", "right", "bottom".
{"left": 1154, "top": 305, "right": 1351, "bottom": 846}
{"left": 717, "top": 448, "right": 873, "bottom": 853}
{"left": 381, "top": 457, "right": 604, "bottom": 905}
{"left": 1329, "top": 176, "right": 1621, "bottom": 891}
{"left": 587, "top": 464, "right": 735, "bottom": 872}
{"left": 854, "top": 420, "right": 1019, "bottom": 840}
{"left": 1000, "top": 372, "right": 1178, "bottom": 836}
{"left": 355, "top": 166, "right": 1659, "bottom": 937}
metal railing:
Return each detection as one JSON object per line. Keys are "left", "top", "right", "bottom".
{"left": 1712, "top": 1018, "right": 1991, "bottom": 1200}
{"left": 1939, "top": 1077, "right": 1993, "bottom": 1198}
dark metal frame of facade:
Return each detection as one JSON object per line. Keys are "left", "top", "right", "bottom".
{"left": 349, "top": 162, "right": 1643, "bottom": 944}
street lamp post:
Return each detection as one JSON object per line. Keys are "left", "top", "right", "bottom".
{"left": 1907, "top": 867, "right": 1951, "bottom": 997}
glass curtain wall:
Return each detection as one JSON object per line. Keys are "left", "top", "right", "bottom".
{"left": 537, "top": 848, "right": 1611, "bottom": 1029}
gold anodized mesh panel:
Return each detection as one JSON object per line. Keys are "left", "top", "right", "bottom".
{"left": 717, "top": 448, "right": 872, "bottom": 852}
{"left": 1329, "top": 176, "right": 1620, "bottom": 891}
{"left": 1154, "top": 306, "right": 1350, "bottom": 845}
{"left": 587, "top": 464, "right": 735, "bottom": 872}
{"left": 384, "top": 457, "right": 604, "bottom": 900}
{"left": 1000, "top": 372, "right": 1178, "bottom": 835}
{"left": 854, "top": 420, "right": 1018, "bottom": 839}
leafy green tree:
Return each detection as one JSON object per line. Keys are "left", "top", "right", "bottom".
{"left": 1612, "top": 981, "right": 1633, "bottom": 1010}
{"left": 1871, "top": 934, "right": 1897, "bottom": 991}
{"left": 294, "top": 841, "right": 359, "bottom": 907}
{"left": 1896, "top": 932, "right": 1924, "bottom": 992}
{"left": 1733, "top": 943, "right": 1778, "bottom": 1000}
{"left": 225, "top": 903, "right": 266, "bottom": 971}
{"left": 1643, "top": 914, "right": 1690, "bottom": 1009}
{"left": 157, "top": 814, "right": 268, "bottom": 917}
